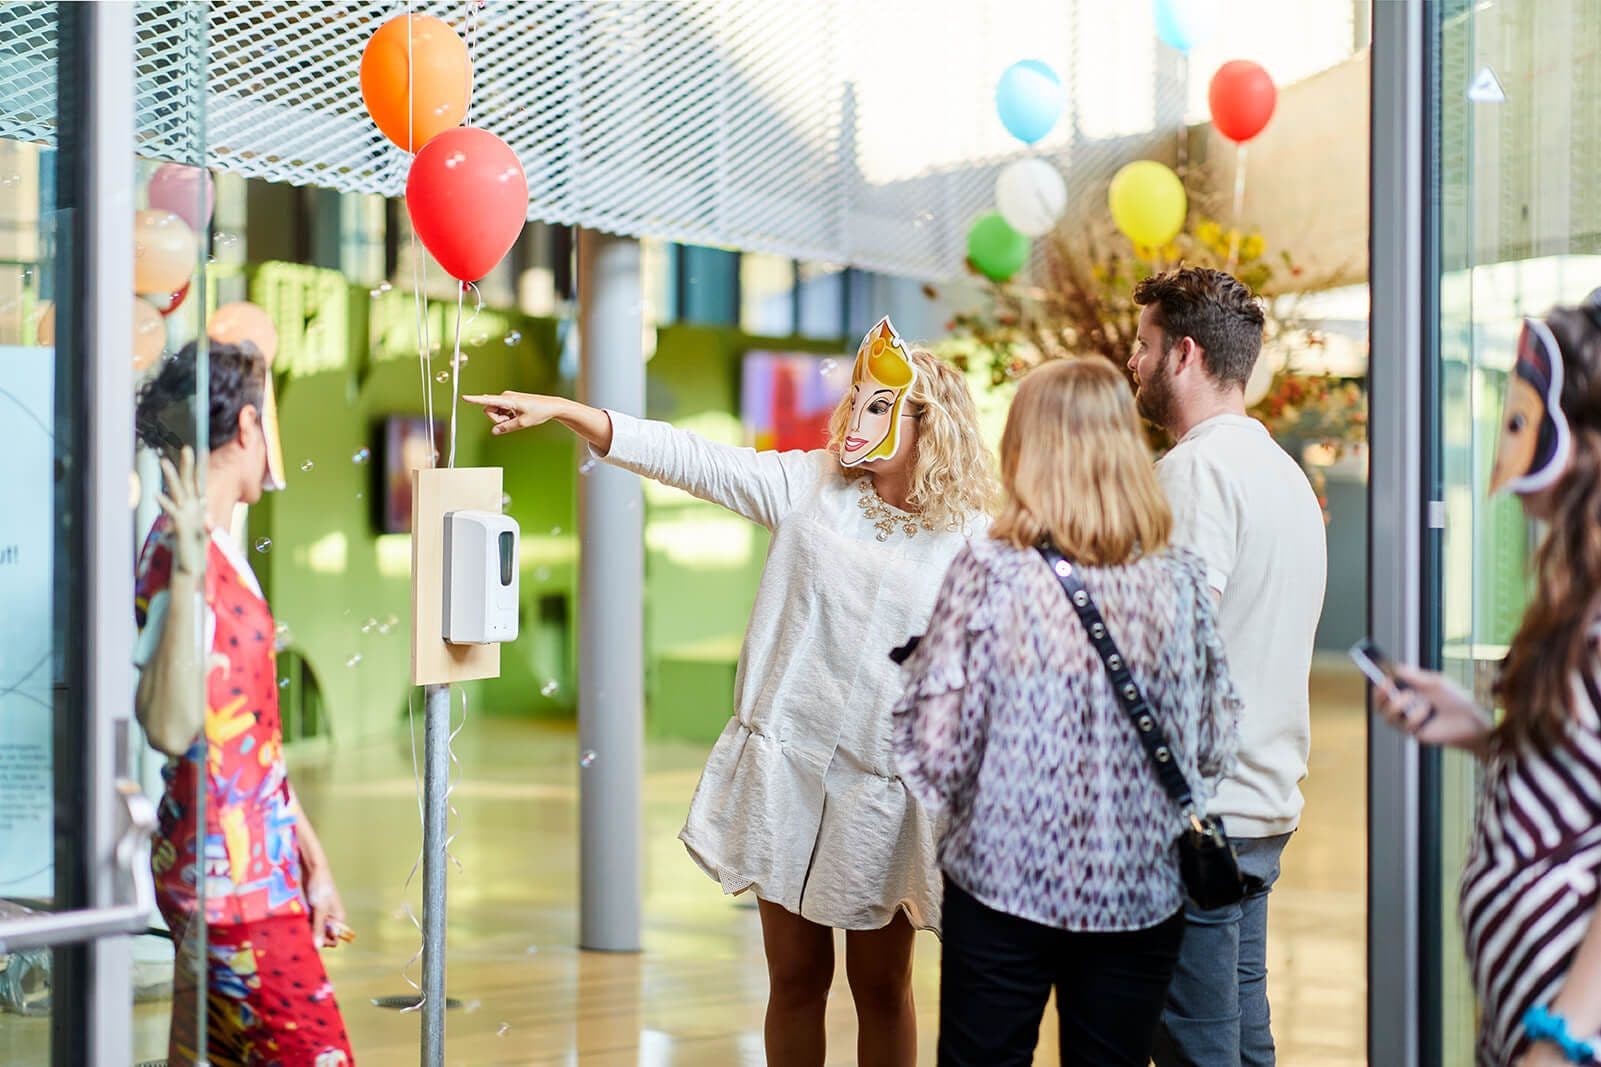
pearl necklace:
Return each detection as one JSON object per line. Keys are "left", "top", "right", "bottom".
{"left": 856, "top": 478, "right": 933, "bottom": 542}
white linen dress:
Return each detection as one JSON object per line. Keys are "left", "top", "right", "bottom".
{"left": 601, "top": 410, "right": 984, "bottom": 933}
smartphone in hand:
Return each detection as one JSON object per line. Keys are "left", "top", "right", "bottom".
{"left": 1350, "top": 638, "right": 1410, "bottom": 690}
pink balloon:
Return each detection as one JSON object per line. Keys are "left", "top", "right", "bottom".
{"left": 147, "top": 164, "right": 215, "bottom": 235}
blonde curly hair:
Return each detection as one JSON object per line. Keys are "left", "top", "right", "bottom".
{"left": 827, "top": 348, "right": 998, "bottom": 531}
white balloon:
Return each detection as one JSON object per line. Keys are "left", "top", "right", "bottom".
{"left": 995, "top": 158, "right": 1068, "bottom": 238}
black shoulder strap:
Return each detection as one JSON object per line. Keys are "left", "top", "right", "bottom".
{"left": 1036, "top": 545, "right": 1195, "bottom": 813}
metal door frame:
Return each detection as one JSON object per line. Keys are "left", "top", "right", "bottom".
{"left": 0, "top": 5, "right": 152, "bottom": 1065}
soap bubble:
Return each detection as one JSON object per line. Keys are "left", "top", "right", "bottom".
{"left": 215, "top": 233, "right": 240, "bottom": 250}
{"left": 534, "top": 566, "right": 550, "bottom": 582}
{"left": 355, "top": 491, "right": 365, "bottom": 501}
{"left": 385, "top": 614, "right": 400, "bottom": 628}
{"left": 436, "top": 371, "right": 450, "bottom": 383}
{"left": 579, "top": 750, "right": 597, "bottom": 768}
{"left": 504, "top": 331, "right": 522, "bottom": 346}
{"left": 469, "top": 332, "right": 488, "bottom": 347}
{"left": 300, "top": 459, "right": 315, "bottom": 472}
{"left": 579, "top": 458, "right": 597, "bottom": 475}
{"left": 819, "top": 358, "right": 838, "bottom": 375}
{"left": 361, "top": 617, "right": 378, "bottom": 634}
{"left": 540, "top": 680, "right": 558, "bottom": 697}
{"left": 352, "top": 447, "right": 371, "bottom": 465}
{"left": 524, "top": 945, "right": 539, "bottom": 955}
{"left": 274, "top": 622, "right": 291, "bottom": 651}
{"left": 254, "top": 537, "right": 272, "bottom": 553}
{"left": 345, "top": 653, "right": 363, "bottom": 668}
{"left": 496, "top": 1023, "right": 510, "bottom": 1037}
{"left": 278, "top": 677, "right": 290, "bottom": 689}
{"left": 549, "top": 526, "right": 562, "bottom": 537}
{"left": 501, "top": 493, "right": 512, "bottom": 508}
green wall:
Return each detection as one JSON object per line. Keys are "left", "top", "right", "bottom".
{"left": 246, "top": 262, "right": 844, "bottom": 744}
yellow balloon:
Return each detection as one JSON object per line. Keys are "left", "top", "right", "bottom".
{"left": 133, "top": 297, "right": 166, "bottom": 371}
{"left": 133, "top": 209, "right": 198, "bottom": 295}
{"left": 208, "top": 301, "right": 279, "bottom": 365}
{"left": 1108, "top": 161, "right": 1188, "bottom": 249}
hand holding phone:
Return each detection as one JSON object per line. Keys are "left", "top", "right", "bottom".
{"left": 1355, "top": 640, "right": 1494, "bottom": 753}
{"left": 1350, "top": 638, "right": 1409, "bottom": 691}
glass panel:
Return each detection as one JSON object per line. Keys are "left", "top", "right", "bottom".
{"left": 1432, "top": 0, "right": 1601, "bottom": 1057}
{"left": 133, "top": 4, "right": 215, "bottom": 1063}
{"left": 0, "top": 201, "right": 72, "bottom": 1064}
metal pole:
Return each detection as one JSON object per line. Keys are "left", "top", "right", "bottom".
{"left": 61, "top": 3, "right": 139, "bottom": 1064}
{"left": 577, "top": 229, "right": 644, "bottom": 952}
{"left": 420, "top": 682, "right": 452, "bottom": 1063}
{"left": 1367, "top": 0, "right": 1426, "bottom": 1063}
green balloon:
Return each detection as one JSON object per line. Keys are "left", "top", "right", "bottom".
{"left": 967, "top": 213, "right": 1031, "bottom": 282}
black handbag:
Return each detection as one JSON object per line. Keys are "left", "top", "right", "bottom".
{"left": 1037, "top": 544, "right": 1254, "bottom": 912}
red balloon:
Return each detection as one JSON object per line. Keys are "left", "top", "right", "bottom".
{"left": 405, "top": 128, "right": 528, "bottom": 283}
{"left": 1208, "top": 60, "right": 1276, "bottom": 143}
{"left": 151, "top": 280, "right": 191, "bottom": 317}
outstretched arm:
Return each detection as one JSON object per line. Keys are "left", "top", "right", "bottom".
{"left": 466, "top": 392, "right": 613, "bottom": 452}
{"left": 466, "top": 391, "right": 822, "bottom": 529}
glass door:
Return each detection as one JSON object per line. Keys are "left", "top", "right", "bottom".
{"left": 1429, "top": 0, "right": 1601, "bottom": 1059}
{"left": 0, "top": 4, "right": 213, "bottom": 1064}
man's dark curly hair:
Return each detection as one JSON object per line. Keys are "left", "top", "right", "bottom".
{"left": 135, "top": 340, "right": 267, "bottom": 454}
{"left": 1133, "top": 267, "right": 1266, "bottom": 388}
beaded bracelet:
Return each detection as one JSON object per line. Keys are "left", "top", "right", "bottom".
{"left": 1524, "top": 1005, "right": 1599, "bottom": 1064}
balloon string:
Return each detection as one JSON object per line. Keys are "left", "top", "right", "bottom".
{"left": 449, "top": 283, "right": 464, "bottom": 469}
{"left": 1227, "top": 143, "right": 1248, "bottom": 271}
{"left": 443, "top": 686, "right": 469, "bottom": 873}
{"left": 466, "top": 0, "right": 477, "bottom": 128}
{"left": 397, "top": 686, "right": 427, "bottom": 1012}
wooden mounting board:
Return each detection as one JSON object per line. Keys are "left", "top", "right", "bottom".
{"left": 411, "top": 466, "right": 504, "bottom": 686}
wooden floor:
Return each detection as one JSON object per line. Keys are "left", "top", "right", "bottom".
{"left": 4, "top": 665, "right": 1366, "bottom": 1065}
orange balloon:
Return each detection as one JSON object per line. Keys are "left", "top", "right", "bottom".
{"left": 208, "top": 301, "right": 279, "bottom": 365}
{"left": 133, "top": 209, "right": 197, "bottom": 295}
{"left": 38, "top": 298, "right": 165, "bottom": 369}
{"left": 360, "top": 14, "right": 472, "bottom": 152}
{"left": 133, "top": 297, "right": 166, "bottom": 371}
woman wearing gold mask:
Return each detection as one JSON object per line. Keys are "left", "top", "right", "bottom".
{"left": 468, "top": 317, "right": 995, "bottom": 1066}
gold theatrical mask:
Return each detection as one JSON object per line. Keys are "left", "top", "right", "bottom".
{"left": 840, "top": 317, "right": 917, "bottom": 468}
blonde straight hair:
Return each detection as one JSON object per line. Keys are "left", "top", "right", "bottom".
{"left": 991, "top": 358, "right": 1171, "bottom": 565}
{"left": 827, "top": 348, "right": 998, "bottom": 531}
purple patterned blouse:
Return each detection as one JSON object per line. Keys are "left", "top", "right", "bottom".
{"left": 892, "top": 537, "right": 1242, "bottom": 932}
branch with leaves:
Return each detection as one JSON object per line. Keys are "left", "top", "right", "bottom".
{"left": 932, "top": 210, "right": 1366, "bottom": 517}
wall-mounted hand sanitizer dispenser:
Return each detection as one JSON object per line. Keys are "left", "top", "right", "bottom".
{"left": 442, "top": 510, "right": 519, "bottom": 644}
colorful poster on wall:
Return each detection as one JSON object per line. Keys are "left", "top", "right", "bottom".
{"left": 0, "top": 344, "right": 54, "bottom": 899}
{"left": 740, "top": 351, "right": 851, "bottom": 452}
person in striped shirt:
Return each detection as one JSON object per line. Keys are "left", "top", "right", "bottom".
{"left": 1376, "top": 294, "right": 1601, "bottom": 1067}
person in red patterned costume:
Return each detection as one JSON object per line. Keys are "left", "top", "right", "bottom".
{"left": 134, "top": 341, "right": 354, "bottom": 1067}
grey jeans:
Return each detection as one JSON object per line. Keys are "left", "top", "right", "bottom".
{"left": 1151, "top": 833, "right": 1292, "bottom": 1067}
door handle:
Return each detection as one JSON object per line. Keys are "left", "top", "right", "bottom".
{"left": 0, "top": 779, "right": 156, "bottom": 954}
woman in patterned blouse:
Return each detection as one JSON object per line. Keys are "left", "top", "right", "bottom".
{"left": 1375, "top": 298, "right": 1601, "bottom": 1067}
{"left": 893, "top": 357, "right": 1241, "bottom": 1066}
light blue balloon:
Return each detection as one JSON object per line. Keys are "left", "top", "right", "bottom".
{"left": 994, "top": 60, "right": 1065, "bottom": 145}
{"left": 1153, "top": 0, "right": 1213, "bottom": 54}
